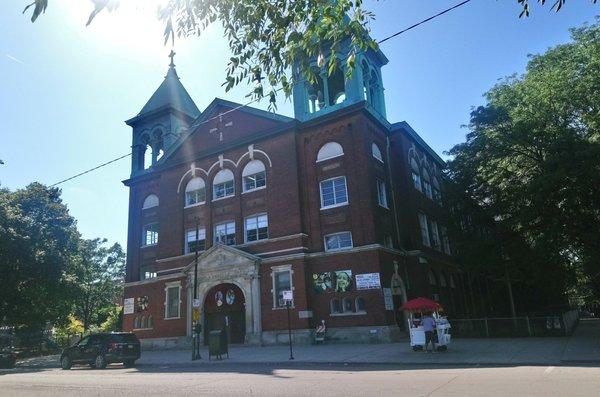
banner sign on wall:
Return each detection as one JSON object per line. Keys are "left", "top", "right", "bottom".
{"left": 123, "top": 298, "right": 135, "bottom": 315}
{"left": 383, "top": 288, "right": 394, "bottom": 311}
{"left": 355, "top": 273, "right": 381, "bottom": 290}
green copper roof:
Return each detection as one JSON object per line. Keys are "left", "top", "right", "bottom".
{"left": 137, "top": 65, "right": 200, "bottom": 118}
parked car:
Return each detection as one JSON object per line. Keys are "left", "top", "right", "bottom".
{"left": 0, "top": 349, "right": 16, "bottom": 369}
{"left": 60, "top": 333, "right": 141, "bottom": 370}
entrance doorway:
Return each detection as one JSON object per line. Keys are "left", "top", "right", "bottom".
{"left": 203, "top": 283, "right": 246, "bottom": 344}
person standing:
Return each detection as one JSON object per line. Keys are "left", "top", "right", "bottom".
{"left": 422, "top": 312, "right": 437, "bottom": 353}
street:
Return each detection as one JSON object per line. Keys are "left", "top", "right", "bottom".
{"left": 1, "top": 363, "right": 599, "bottom": 396}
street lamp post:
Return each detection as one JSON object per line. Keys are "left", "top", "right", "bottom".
{"left": 192, "top": 216, "right": 201, "bottom": 360}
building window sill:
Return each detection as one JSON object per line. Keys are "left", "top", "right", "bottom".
{"left": 164, "top": 316, "right": 181, "bottom": 320}
{"left": 132, "top": 327, "right": 154, "bottom": 331}
{"left": 141, "top": 244, "right": 158, "bottom": 249}
{"left": 320, "top": 202, "right": 349, "bottom": 211}
{"left": 242, "top": 186, "right": 266, "bottom": 195}
{"left": 330, "top": 311, "right": 367, "bottom": 317}
{"left": 184, "top": 202, "right": 206, "bottom": 209}
{"left": 212, "top": 195, "right": 235, "bottom": 202}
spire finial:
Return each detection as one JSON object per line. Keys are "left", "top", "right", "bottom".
{"left": 168, "top": 50, "right": 176, "bottom": 68}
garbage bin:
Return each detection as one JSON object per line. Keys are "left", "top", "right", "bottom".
{"left": 208, "top": 329, "right": 229, "bottom": 360}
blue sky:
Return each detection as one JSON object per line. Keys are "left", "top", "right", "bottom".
{"left": 0, "top": 0, "right": 597, "bottom": 248}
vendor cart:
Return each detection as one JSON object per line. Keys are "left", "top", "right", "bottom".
{"left": 401, "top": 297, "right": 451, "bottom": 352}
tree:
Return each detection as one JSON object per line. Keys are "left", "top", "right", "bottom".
{"left": 23, "top": 1, "right": 598, "bottom": 106}
{"left": 72, "top": 239, "right": 125, "bottom": 331}
{"left": 446, "top": 19, "right": 600, "bottom": 308}
{"left": 0, "top": 183, "right": 81, "bottom": 330}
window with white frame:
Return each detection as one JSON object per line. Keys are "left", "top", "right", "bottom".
{"left": 371, "top": 143, "right": 383, "bottom": 162}
{"left": 422, "top": 169, "right": 433, "bottom": 199}
{"left": 410, "top": 158, "right": 422, "bottom": 192}
{"left": 432, "top": 177, "right": 442, "bottom": 204}
{"left": 143, "top": 271, "right": 157, "bottom": 280}
{"left": 142, "top": 223, "right": 158, "bottom": 246}
{"left": 214, "top": 221, "right": 236, "bottom": 245}
{"left": 441, "top": 226, "right": 451, "bottom": 255}
{"left": 431, "top": 220, "right": 441, "bottom": 250}
{"left": 324, "top": 231, "right": 353, "bottom": 252}
{"left": 320, "top": 176, "right": 348, "bottom": 209}
{"left": 316, "top": 142, "right": 344, "bottom": 162}
{"left": 272, "top": 267, "right": 292, "bottom": 308}
{"left": 213, "top": 169, "right": 235, "bottom": 200}
{"left": 165, "top": 284, "right": 180, "bottom": 319}
{"left": 376, "top": 179, "right": 388, "bottom": 208}
{"left": 242, "top": 160, "right": 266, "bottom": 192}
{"left": 418, "top": 213, "right": 430, "bottom": 247}
{"left": 245, "top": 214, "right": 268, "bottom": 243}
{"left": 185, "top": 227, "right": 206, "bottom": 253}
{"left": 142, "top": 194, "right": 159, "bottom": 210}
{"left": 185, "top": 177, "right": 206, "bottom": 206}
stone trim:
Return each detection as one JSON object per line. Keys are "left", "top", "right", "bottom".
{"left": 124, "top": 272, "right": 184, "bottom": 287}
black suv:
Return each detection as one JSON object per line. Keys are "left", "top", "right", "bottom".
{"left": 60, "top": 333, "right": 141, "bottom": 370}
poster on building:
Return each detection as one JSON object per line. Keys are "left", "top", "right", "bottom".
{"left": 383, "top": 288, "right": 394, "bottom": 311}
{"left": 312, "top": 272, "right": 333, "bottom": 293}
{"left": 355, "top": 273, "right": 381, "bottom": 290}
{"left": 123, "top": 298, "right": 135, "bottom": 315}
{"left": 334, "top": 270, "right": 353, "bottom": 292}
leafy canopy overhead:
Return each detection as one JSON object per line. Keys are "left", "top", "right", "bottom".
{"left": 23, "top": 0, "right": 598, "bottom": 105}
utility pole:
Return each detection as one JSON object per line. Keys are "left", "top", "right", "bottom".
{"left": 192, "top": 216, "right": 201, "bottom": 360}
{"left": 286, "top": 300, "right": 294, "bottom": 360}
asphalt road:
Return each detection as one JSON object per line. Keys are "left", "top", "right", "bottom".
{"left": 1, "top": 363, "right": 599, "bottom": 396}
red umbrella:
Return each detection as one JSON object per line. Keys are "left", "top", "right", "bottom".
{"left": 400, "top": 297, "right": 443, "bottom": 312}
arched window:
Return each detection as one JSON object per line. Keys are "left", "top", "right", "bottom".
{"left": 185, "top": 177, "right": 206, "bottom": 207}
{"left": 422, "top": 168, "right": 433, "bottom": 199}
{"left": 355, "top": 297, "right": 366, "bottom": 312}
{"left": 134, "top": 316, "right": 140, "bottom": 329}
{"left": 449, "top": 274, "right": 456, "bottom": 289}
{"left": 362, "top": 61, "right": 370, "bottom": 101}
{"left": 140, "top": 315, "right": 147, "bottom": 329}
{"left": 147, "top": 315, "right": 154, "bottom": 328}
{"left": 428, "top": 270, "right": 437, "bottom": 286}
{"left": 371, "top": 143, "right": 383, "bottom": 163}
{"left": 410, "top": 157, "right": 422, "bottom": 192}
{"left": 330, "top": 298, "right": 341, "bottom": 314}
{"left": 242, "top": 160, "right": 266, "bottom": 192}
{"left": 439, "top": 272, "right": 448, "bottom": 288}
{"left": 142, "top": 194, "right": 159, "bottom": 210}
{"left": 317, "top": 142, "right": 344, "bottom": 162}
{"left": 327, "top": 68, "right": 346, "bottom": 106}
{"left": 343, "top": 297, "right": 354, "bottom": 313}
{"left": 213, "top": 169, "right": 235, "bottom": 200}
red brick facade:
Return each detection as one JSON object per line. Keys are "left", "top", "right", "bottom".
{"left": 122, "top": 97, "right": 466, "bottom": 344}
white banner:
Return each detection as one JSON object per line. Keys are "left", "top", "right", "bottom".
{"left": 123, "top": 298, "right": 135, "bottom": 315}
{"left": 355, "top": 273, "right": 381, "bottom": 290}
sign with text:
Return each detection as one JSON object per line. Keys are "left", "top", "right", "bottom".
{"left": 355, "top": 273, "right": 381, "bottom": 290}
{"left": 282, "top": 290, "right": 294, "bottom": 301}
{"left": 123, "top": 298, "right": 135, "bottom": 315}
{"left": 383, "top": 288, "right": 394, "bottom": 311}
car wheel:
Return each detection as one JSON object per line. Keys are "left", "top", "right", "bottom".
{"left": 61, "top": 356, "right": 72, "bottom": 370}
{"left": 123, "top": 359, "right": 136, "bottom": 368}
{"left": 94, "top": 354, "right": 107, "bottom": 369}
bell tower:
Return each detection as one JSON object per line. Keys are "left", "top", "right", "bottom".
{"left": 292, "top": 37, "right": 388, "bottom": 122}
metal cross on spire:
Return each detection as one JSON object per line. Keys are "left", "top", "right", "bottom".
{"left": 169, "top": 50, "right": 176, "bottom": 68}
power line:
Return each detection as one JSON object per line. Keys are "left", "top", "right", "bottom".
{"left": 377, "top": 0, "right": 472, "bottom": 44}
{"left": 49, "top": 2, "right": 473, "bottom": 187}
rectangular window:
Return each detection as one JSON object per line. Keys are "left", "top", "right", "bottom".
{"left": 185, "top": 228, "right": 206, "bottom": 254}
{"left": 423, "top": 180, "right": 433, "bottom": 199}
{"left": 320, "top": 176, "right": 348, "bottom": 209}
{"left": 144, "top": 271, "right": 157, "bottom": 280}
{"left": 418, "top": 213, "right": 430, "bottom": 247}
{"left": 213, "top": 180, "right": 234, "bottom": 200}
{"left": 324, "top": 231, "right": 353, "bottom": 252}
{"left": 186, "top": 188, "right": 206, "bottom": 206}
{"left": 412, "top": 172, "right": 422, "bottom": 192}
{"left": 243, "top": 171, "right": 266, "bottom": 192}
{"left": 433, "top": 188, "right": 442, "bottom": 204}
{"left": 143, "top": 223, "right": 158, "bottom": 246}
{"left": 376, "top": 179, "right": 388, "bottom": 208}
{"left": 273, "top": 269, "right": 292, "bottom": 308}
{"left": 431, "top": 221, "right": 441, "bottom": 250}
{"left": 214, "top": 221, "right": 236, "bottom": 245}
{"left": 441, "top": 226, "right": 451, "bottom": 255}
{"left": 245, "top": 214, "right": 268, "bottom": 243}
{"left": 165, "top": 285, "right": 180, "bottom": 319}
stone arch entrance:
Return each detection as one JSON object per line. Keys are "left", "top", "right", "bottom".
{"left": 203, "top": 283, "right": 246, "bottom": 344}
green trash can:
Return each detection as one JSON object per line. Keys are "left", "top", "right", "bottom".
{"left": 208, "top": 329, "right": 229, "bottom": 360}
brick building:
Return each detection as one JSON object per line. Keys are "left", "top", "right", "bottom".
{"left": 122, "top": 44, "right": 467, "bottom": 348}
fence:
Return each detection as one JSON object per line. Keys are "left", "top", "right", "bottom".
{"left": 450, "top": 310, "right": 580, "bottom": 338}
